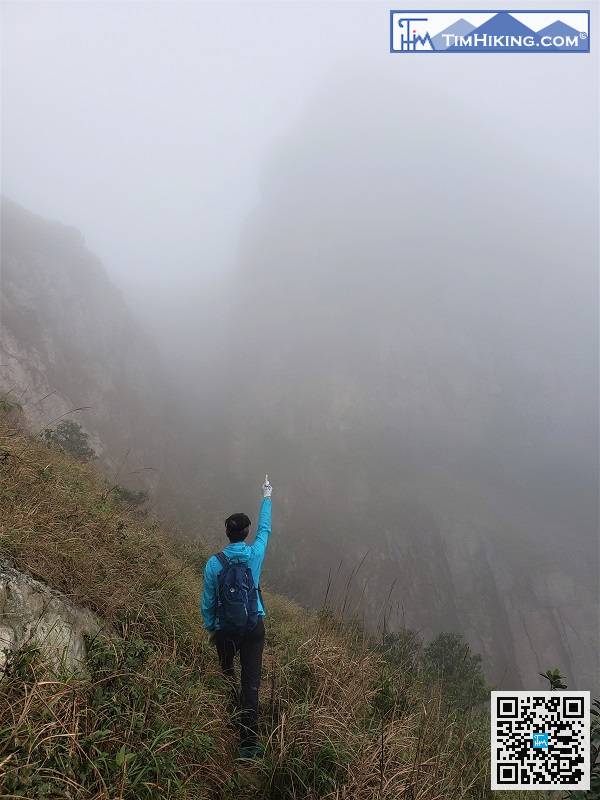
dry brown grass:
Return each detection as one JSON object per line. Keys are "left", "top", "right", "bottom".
{"left": 0, "top": 411, "right": 542, "bottom": 799}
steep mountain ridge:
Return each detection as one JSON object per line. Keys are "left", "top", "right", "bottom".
{"left": 0, "top": 197, "right": 169, "bottom": 494}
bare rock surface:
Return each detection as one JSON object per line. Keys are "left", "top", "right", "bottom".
{"left": 0, "top": 562, "right": 104, "bottom": 673}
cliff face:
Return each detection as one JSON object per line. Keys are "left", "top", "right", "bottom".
{"left": 217, "top": 77, "right": 598, "bottom": 691}
{"left": 0, "top": 198, "right": 167, "bottom": 492}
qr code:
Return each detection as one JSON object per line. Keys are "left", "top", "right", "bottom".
{"left": 492, "top": 691, "right": 590, "bottom": 790}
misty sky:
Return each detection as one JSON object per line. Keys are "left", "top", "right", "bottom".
{"left": 2, "top": 2, "right": 374, "bottom": 303}
{"left": 2, "top": 1, "right": 597, "bottom": 329}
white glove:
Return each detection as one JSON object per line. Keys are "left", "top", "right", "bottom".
{"left": 262, "top": 473, "right": 273, "bottom": 498}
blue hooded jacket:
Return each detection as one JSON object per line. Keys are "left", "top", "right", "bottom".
{"left": 201, "top": 497, "right": 272, "bottom": 631}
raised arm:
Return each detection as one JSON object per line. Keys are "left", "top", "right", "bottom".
{"left": 251, "top": 475, "right": 272, "bottom": 562}
{"left": 200, "top": 558, "right": 218, "bottom": 631}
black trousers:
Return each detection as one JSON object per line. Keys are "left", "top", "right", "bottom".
{"left": 214, "top": 617, "right": 265, "bottom": 747}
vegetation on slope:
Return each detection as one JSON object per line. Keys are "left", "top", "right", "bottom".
{"left": 0, "top": 408, "right": 539, "bottom": 799}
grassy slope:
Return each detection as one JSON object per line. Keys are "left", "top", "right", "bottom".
{"left": 0, "top": 410, "right": 539, "bottom": 800}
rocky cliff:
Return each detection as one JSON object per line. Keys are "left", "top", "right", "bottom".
{"left": 215, "top": 75, "right": 599, "bottom": 691}
{"left": 0, "top": 197, "right": 169, "bottom": 496}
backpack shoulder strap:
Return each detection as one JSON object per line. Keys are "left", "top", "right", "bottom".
{"left": 215, "top": 552, "right": 229, "bottom": 570}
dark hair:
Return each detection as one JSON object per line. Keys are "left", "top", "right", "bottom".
{"left": 225, "top": 512, "right": 251, "bottom": 542}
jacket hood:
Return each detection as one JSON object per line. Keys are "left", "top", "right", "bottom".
{"left": 221, "top": 542, "right": 252, "bottom": 563}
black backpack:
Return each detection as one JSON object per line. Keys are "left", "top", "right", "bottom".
{"left": 215, "top": 552, "right": 260, "bottom": 634}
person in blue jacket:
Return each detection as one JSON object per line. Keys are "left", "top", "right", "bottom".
{"left": 201, "top": 474, "right": 273, "bottom": 759}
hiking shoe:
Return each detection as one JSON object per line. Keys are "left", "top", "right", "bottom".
{"left": 236, "top": 743, "right": 265, "bottom": 760}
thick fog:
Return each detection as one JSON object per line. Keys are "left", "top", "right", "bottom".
{"left": 2, "top": 2, "right": 356, "bottom": 354}
{"left": 2, "top": 2, "right": 598, "bottom": 689}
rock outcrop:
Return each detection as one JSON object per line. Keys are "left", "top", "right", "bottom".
{"left": 0, "top": 562, "right": 105, "bottom": 673}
